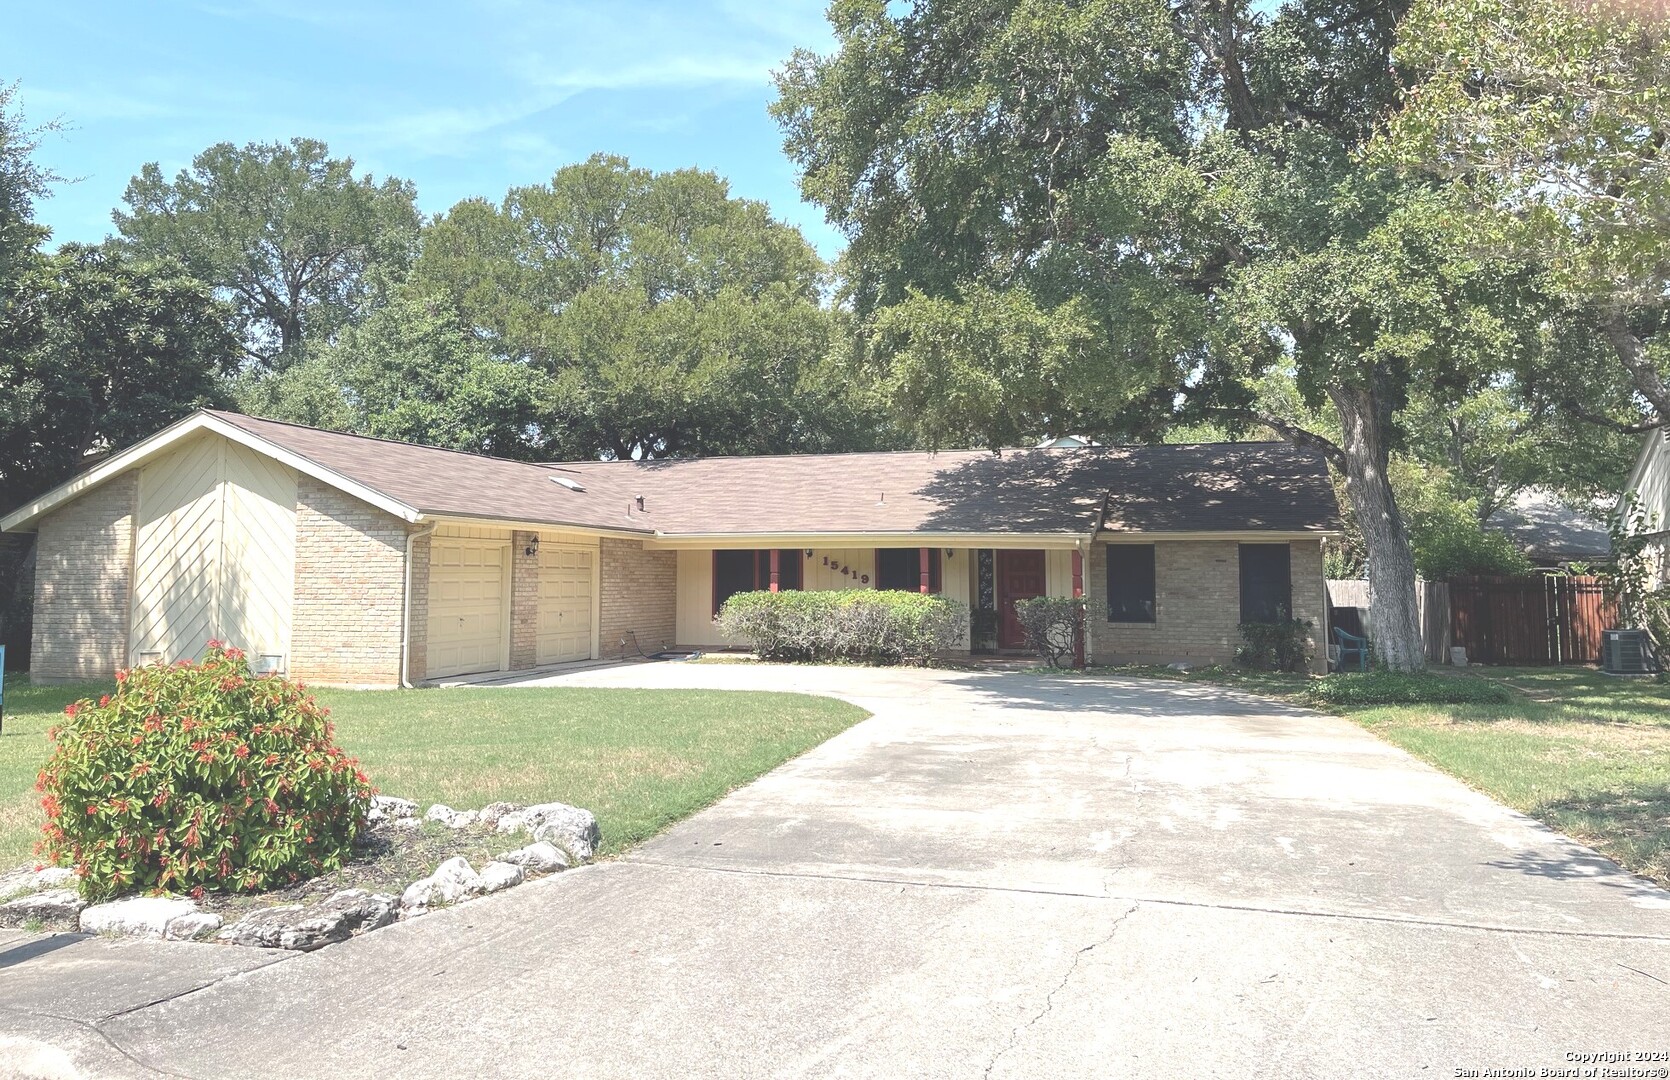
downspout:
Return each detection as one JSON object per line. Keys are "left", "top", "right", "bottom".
{"left": 400, "top": 521, "right": 439, "bottom": 689}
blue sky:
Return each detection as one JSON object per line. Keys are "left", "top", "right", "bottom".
{"left": 2, "top": 1, "right": 844, "bottom": 256}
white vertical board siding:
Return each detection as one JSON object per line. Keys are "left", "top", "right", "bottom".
{"left": 130, "top": 434, "right": 298, "bottom": 665}
{"left": 1045, "top": 548, "right": 1075, "bottom": 600}
{"left": 219, "top": 442, "right": 297, "bottom": 661}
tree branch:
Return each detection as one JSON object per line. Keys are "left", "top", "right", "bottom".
{"left": 1554, "top": 395, "right": 1662, "bottom": 435}
{"left": 1207, "top": 407, "right": 1346, "bottom": 466}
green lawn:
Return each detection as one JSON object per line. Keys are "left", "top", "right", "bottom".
{"left": 0, "top": 678, "right": 867, "bottom": 869}
{"left": 1103, "top": 664, "right": 1670, "bottom": 887}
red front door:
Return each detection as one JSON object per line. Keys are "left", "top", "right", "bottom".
{"left": 997, "top": 550, "right": 1047, "bottom": 649}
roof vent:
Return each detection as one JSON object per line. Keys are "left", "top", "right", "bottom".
{"left": 551, "top": 476, "right": 585, "bottom": 492}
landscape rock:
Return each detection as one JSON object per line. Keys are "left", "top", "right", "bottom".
{"left": 494, "top": 841, "right": 570, "bottom": 874}
{"left": 218, "top": 889, "right": 396, "bottom": 951}
{"left": 497, "top": 802, "right": 601, "bottom": 860}
{"left": 389, "top": 817, "right": 422, "bottom": 832}
{"left": 400, "top": 856, "right": 480, "bottom": 911}
{"left": 0, "top": 865, "right": 79, "bottom": 899}
{"left": 164, "top": 912, "right": 224, "bottom": 941}
{"left": 367, "top": 795, "right": 419, "bottom": 823}
{"left": 472, "top": 861, "right": 524, "bottom": 894}
{"left": 474, "top": 801, "right": 517, "bottom": 827}
{"left": 80, "top": 896, "right": 198, "bottom": 938}
{"left": 424, "top": 804, "right": 479, "bottom": 829}
{"left": 0, "top": 888, "right": 86, "bottom": 930}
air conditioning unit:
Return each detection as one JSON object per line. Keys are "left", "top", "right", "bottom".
{"left": 1601, "top": 629, "right": 1660, "bottom": 675}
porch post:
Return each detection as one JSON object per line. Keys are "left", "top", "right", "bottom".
{"left": 769, "top": 549, "right": 780, "bottom": 593}
{"left": 919, "top": 547, "right": 931, "bottom": 594}
{"left": 1071, "top": 548, "right": 1086, "bottom": 669}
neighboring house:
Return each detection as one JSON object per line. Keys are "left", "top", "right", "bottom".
{"left": 1484, "top": 489, "right": 1613, "bottom": 569}
{"left": 0, "top": 410, "right": 1342, "bottom": 686}
{"left": 1622, "top": 426, "right": 1670, "bottom": 584}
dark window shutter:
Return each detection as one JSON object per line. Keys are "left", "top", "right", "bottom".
{"left": 1239, "top": 544, "right": 1292, "bottom": 623}
{"left": 1105, "top": 544, "right": 1156, "bottom": 623}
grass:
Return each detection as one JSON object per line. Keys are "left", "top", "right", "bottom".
{"left": 0, "top": 678, "right": 867, "bottom": 870}
{"left": 1098, "top": 663, "right": 1670, "bottom": 887}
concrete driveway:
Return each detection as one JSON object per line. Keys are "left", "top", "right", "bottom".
{"left": 3, "top": 664, "right": 1667, "bottom": 1079}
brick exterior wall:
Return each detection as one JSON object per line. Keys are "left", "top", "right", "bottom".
{"left": 290, "top": 478, "right": 410, "bottom": 687}
{"left": 406, "top": 531, "right": 431, "bottom": 684}
{"left": 29, "top": 473, "right": 138, "bottom": 682}
{"left": 509, "top": 531, "right": 540, "bottom": 671}
{"left": 599, "top": 538, "right": 676, "bottom": 659}
{"left": 1089, "top": 538, "right": 1327, "bottom": 673}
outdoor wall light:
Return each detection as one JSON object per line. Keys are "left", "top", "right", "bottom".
{"left": 524, "top": 536, "right": 539, "bottom": 558}
{"left": 804, "top": 549, "right": 813, "bottom": 558}
{"left": 945, "top": 549, "right": 954, "bottom": 558}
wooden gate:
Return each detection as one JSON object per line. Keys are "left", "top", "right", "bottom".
{"left": 1449, "top": 575, "right": 1615, "bottom": 665}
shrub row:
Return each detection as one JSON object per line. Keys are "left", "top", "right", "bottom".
{"left": 716, "top": 589, "right": 967, "bottom": 664}
{"left": 1303, "top": 670, "right": 1513, "bottom": 706}
{"left": 38, "top": 644, "right": 375, "bottom": 901}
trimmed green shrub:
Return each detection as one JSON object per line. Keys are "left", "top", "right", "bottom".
{"left": 37, "top": 644, "right": 375, "bottom": 901}
{"left": 1304, "top": 671, "right": 1513, "bottom": 706}
{"left": 1236, "top": 617, "right": 1314, "bottom": 673}
{"left": 1013, "top": 596, "right": 1084, "bottom": 668}
{"left": 716, "top": 590, "right": 967, "bottom": 664}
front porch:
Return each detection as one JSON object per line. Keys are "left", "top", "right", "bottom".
{"left": 666, "top": 543, "right": 1085, "bottom": 653}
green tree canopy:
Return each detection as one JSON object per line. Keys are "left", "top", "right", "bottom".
{"left": 0, "top": 244, "right": 235, "bottom": 512}
{"left": 407, "top": 154, "right": 896, "bottom": 460}
{"left": 1380, "top": 0, "right": 1670, "bottom": 430}
{"left": 114, "top": 137, "right": 421, "bottom": 370}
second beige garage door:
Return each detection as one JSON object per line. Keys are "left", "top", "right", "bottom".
{"left": 428, "top": 539, "right": 508, "bottom": 679}
{"left": 536, "top": 545, "right": 594, "bottom": 665}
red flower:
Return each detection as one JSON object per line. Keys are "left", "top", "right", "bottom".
{"left": 99, "top": 695, "right": 111, "bottom": 707}
{"left": 64, "top": 703, "right": 79, "bottom": 718}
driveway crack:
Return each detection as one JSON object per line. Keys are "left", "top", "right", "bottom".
{"left": 982, "top": 902, "right": 1138, "bottom": 1079}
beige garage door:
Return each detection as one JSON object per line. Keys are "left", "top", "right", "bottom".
{"left": 428, "top": 540, "right": 508, "bottom": 679}
{"left": 537, "top": 545, "right": 594, "bottom": 665}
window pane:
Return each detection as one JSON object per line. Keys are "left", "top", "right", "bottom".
{"left": 875, "top": 548, "right": 916, "bottom": 590}
{"left": 875, "top": 548, "right": 939, "bottom": 592}
{"left": 714, "top": 550, "right": 758, "bottom": 614}
{"left": 777, "top": 550, "right": 803, "bottom": 591}
{"left": 1105, "top": 544, "right": 1156, "bottom": 623}
{"left": 1239, "top": 544, "right": 1292, "bottom": 623}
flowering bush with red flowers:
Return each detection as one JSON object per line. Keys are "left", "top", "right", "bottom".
{"left": 37, "top": 643, "right": 375, "bottom": 901}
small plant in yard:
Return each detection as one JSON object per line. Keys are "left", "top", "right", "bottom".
{"left": 37, "top": 643, "right": 374, "bottom": 901}
{"left": 1235, "top": 614, "right": 1313, "bottom": 673}
{"left": 1303, "top": 670, "right": 1513, "bottom": 707}
{"left": 1013, "top": 596, "right": 1084, "bottom": 668}
{"left": 716, "top": 590, "right": 966, "bottom": 663}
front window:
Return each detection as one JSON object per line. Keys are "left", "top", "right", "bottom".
{"left": 875, "top": 548, "right": 941, "bottom": 592}
{"left": 1238, "top": 543, "right": 1292, "bottom": 623}
{"left": 712, "top": 550, "right": 803, "bottom": 615}
{"left": 1105, "top": 544, "right": 1156, "bottom": 623}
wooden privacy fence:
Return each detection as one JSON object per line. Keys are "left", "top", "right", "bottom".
{"left": 1448, "top": 575, "right": 1615, "bottom": 665}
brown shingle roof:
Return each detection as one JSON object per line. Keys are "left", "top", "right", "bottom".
{"left": 213, "top": 411, "right": 1341, "bottom": 537}
{"left": 210, "top": 411, "right": 655, "bottom": 534}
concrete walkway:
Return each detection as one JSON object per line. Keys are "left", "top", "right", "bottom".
{"left": 3, "top": 664, "right": 1666, "bottom": 1079}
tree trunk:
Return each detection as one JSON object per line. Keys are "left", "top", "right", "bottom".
{"left": 1329, "top": 383, "right": 1426, "bottom": 671}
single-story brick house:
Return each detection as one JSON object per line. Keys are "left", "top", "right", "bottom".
{"left": 1, "top": 410, "right": 1341, "bottom": 685}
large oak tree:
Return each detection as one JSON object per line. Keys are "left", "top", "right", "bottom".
{"left": 774, "top": 0, "right": 1559, "bottom": 667}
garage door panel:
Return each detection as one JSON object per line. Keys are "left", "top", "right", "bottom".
{"left": 427, "top": 540, "right": 508, "bottom": 679}
{"left": 536, "top": 546, "right": 593, "bottom": 666}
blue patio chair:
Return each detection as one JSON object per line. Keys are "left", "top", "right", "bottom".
{"left": 1332, "top": 626, "right": 1371, "bottom": 672}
